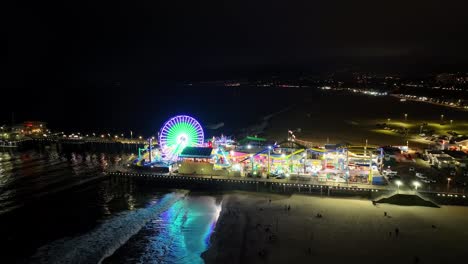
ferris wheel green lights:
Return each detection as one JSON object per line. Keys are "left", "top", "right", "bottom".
{"left": 159, "top": 115, "right": 204, "bottom": 158}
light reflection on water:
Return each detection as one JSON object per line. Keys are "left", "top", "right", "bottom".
{"left": 0, "top": 148, "right": 221, "bottom": 263}
{"left": 104, "top": 195, "right": 222, "bottom": 264}
{"left": 0, "top": 149, "right": 127, "bottom": 214}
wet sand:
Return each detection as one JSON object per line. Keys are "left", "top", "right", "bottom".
{"left": 203, "top": 191, "right": 468, "bottom": 264}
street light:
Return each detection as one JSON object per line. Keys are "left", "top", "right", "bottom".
{"left": 413, "top": 181, "right": 421, "bottom": 191}
{"left": 404, "top": 113, "right": 408, "bottom": 121}
{"left": 450, "top": 120, "right": 453, "bottom": 126}
{"left": 267, "top": 146, "right": 272, "bottom": 175}
{"left": 395, "top": 180, "right": 402, "bottom": 193}
{"left": 387, "top": 118, "right": 391, "bottom": 123}
{"left": 441, "top": 114, "right": 444, "bottom": 122}
{"left": 447, "top": 177, "right": 452, "bottom": 192}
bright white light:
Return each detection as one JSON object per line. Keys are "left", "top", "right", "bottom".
{"left": 232, "top": 164, "right": 241, "bottom": 171}
{"left": 395, "top": 180, "right": 402, "bottom": 187}
{"left": 177, "top": 133, "right": 189, "bottom": 146}
{"left": 247, "top": 144, "right": 252, "bottom": 149}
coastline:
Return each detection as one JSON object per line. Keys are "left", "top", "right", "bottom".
{"left": 202, "top": 191, "right": 468, "bottom": 264}
{"left": 201, "top": 193, "right": 246, "bottom": 264}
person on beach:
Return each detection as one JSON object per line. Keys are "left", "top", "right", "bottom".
{"left": 384, "top": 211, "right": 387, "bottom": 217}
{"left": 395, "top": 228, "right": 399, "bottom": 237}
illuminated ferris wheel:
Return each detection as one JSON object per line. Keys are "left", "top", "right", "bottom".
{"left": 159, "top": 115, "right": 204, "bottom": 159}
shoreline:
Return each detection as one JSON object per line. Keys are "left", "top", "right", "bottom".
{"left": 202, "top": 191, "right": 468, "bottom": 264}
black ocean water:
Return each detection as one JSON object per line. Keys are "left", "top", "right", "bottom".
{"left": 1, "top": 86, "right": 467, "bottom": 263}
{"left": 0, "top": 148, "right": 221, "bottom": 263}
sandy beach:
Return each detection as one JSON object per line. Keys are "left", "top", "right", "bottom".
{"left": 203, "top": 191, "right": 468, "bottom": 264}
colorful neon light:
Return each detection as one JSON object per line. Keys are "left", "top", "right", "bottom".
{"left": 159, "top": 115, "right": 204, "bottom": 158}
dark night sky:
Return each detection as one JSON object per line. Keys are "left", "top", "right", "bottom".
{"left": 4, "top": 1, "right": 468, "bottom": 133}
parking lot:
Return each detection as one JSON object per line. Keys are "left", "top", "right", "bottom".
{"left": 384, "top": 155, "right": 467, "bottom": 193}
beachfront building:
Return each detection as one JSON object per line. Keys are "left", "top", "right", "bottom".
{"left": 455, "top": 137, "right": 468, "bottom": 151}
{"left": 177, "top": 147, "right": 214, "bottom": 174}
{"left": 443, "top": 150, "right": 468, "bottom": 168}
{"left": 425, "top": 150, "right": 457, "bottom": 169}
{"left": 12, "top": 121, "right": 47, "bottom": 135}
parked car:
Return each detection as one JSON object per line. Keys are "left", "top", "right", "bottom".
{"left": 383, "top": 170, "right": 398, "bottom": 176}
{"left": 416, "top": 172, "right": 427, "bottom": 179}
{"left": 450, "top": 171, "right": 456, "bottom": 176}
{"left": 420, "top": 178, "right": 436, "bottom": 183}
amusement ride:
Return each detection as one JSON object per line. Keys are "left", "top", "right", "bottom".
{"left": 133, "top": 114, "right": 385, "bottom": 184}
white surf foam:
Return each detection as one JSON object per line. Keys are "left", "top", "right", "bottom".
{"left": 30, "top": 191, "right": 188, "bottom": 264}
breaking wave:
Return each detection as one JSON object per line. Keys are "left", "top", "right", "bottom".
{"left": 30, "top": 191, "right": 188, "bottom": 264}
